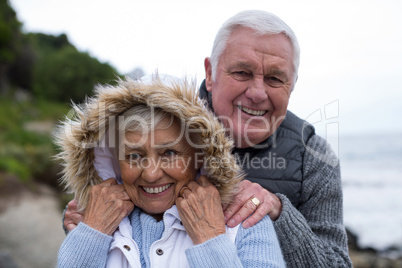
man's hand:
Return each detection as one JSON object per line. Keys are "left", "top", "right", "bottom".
{"left": 223, "top": 179, "right": 282, "bottom": 228}
{"left": 64, "top": 199, "right": 84, "bottom": 233}
{"left": 82, "top": 178, "right": 134, "bottom": 235}
{"left": 176, "top": 176, "right": 226, "bottom": 245}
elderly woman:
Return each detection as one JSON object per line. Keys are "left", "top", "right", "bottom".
{"left": 56, "top": 76, "right": 285, "bottom": 267}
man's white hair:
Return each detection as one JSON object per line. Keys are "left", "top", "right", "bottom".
{"left": 209, "top": 10, "right": 300, "bottom": 83}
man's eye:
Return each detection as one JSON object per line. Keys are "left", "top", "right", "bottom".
{"left": 234, "top": 71, "right": 249, "bottom": 76}
{"left": 231, "top": 71, "right": 251, "bottom": 81}
{"left": 235, "top": 71, "right": 247, "bottom": 75}
{"left": 265, "top": 77, "right": 283, "bottom": 86}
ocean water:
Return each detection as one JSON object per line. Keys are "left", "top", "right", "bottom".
{"left": 339, "top": 133, "right": 402, "bottom": 252}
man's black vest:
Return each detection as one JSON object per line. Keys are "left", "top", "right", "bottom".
{"left": 199, "top": 80, "right": 315, "bottom": 207}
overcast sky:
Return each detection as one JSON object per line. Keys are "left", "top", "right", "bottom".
{"left": 10, "top": 0, "right": 402, "bottom": 137}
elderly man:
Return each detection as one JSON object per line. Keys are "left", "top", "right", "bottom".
{"left": 199, "top": 10, "right": 351, "bottom": 267}
{"left": 64, "top": 10, "right": 352, "bottom": 267}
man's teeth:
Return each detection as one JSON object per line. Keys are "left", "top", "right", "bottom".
{"left": 238, "top": 105, "right": 266, "bottom": 116}
{"left": 143, "top": 184, "right": 172, "bottom": 194}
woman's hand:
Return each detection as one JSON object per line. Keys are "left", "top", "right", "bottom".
{"left": 83, "top": 178, "right": 134, "bottom": 235}
{"left": 176, "top": 176, "right": 226, "bottom": 245}
{"left": 223, "top": 179, "right": 282, "bottom": 228}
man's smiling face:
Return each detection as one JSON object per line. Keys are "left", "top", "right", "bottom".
{"left": 205, "top": 27, "right": 295, "bottom": 148}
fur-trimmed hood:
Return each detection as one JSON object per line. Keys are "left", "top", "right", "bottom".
{"left": 55, "top": 75, "right": 243, "bottom": 210}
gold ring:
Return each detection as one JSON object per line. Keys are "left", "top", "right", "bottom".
{"left": 250, "top": 197, "right": 260, "bottom": 207}
{"left": 179, "top": 186, "right": 190, "bottom": 198}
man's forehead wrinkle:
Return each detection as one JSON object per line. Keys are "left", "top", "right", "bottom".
{"left": 230, "top": 61, "right": 253, "bottom": 70}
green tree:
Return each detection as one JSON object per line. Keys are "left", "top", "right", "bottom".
{"left": 27, "top": 32, "right": 71, "bottom": 55}
{"left": 25, "top": 32, "right": 119, "bottom": 102}
{"left": 0, "top": 0, "right": 22, "bottom": 91}
{"left": 8, "top": 36, "right": 36, "bottom": 90}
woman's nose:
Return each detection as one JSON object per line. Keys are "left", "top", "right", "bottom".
{"left": 141, "top": 157, "right": 163, "bottom": 182}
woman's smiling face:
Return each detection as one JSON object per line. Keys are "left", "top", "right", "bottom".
{"left": 119, "top": 117, "right": 199, "bottom": 220}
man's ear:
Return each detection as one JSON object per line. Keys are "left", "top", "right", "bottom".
{"left": 290, "top": 74, "right": 298, "bottom": 93}
{"left": 204, "top": 57, "right": 213, "bottom": 92}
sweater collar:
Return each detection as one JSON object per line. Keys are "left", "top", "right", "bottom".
{"left": 118, "top": 205, "right": 186, "bottom": 236}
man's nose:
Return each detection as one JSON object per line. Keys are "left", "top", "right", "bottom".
{"left": 141, "top": 157, "right": 163, "bottom": 182}
{"left": 244, "top": 78, "right": 268, "bottom": 103}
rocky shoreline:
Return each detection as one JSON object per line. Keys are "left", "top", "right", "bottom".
{"left": 347, "top": 228, "right": 402, "bottom": 268}
{"left": 0, "top": 175, "right": 65, "bottom": 268}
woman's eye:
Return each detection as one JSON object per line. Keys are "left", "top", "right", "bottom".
{"left": 164, "top": 149, "right": 177, "bottom": 157}
{"left": 128, "top": 153, "right": 142, "bottom": 161}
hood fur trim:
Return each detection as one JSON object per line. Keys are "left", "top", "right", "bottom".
{"left": 54, "top": 76, "right": 243, "bottom": 210}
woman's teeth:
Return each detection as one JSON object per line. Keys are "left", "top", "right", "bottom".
{"left": 143, "top": 184, "right": 172, "bottom": 194}
{"left": 238, "top": 105, "right": 266, "bottom": 116}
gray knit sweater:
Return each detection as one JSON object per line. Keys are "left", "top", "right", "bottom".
{"left": 274, "top": 134, "right": 352, "bottom": 267}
